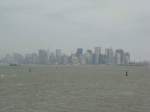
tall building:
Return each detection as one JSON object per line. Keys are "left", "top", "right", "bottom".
{"left": 25, "top": 53, "right": 33, "bottom": 64}
{"left": 2, "top": 54, "right": 14, "bottom": 64}
{"left": 76, "top": 48, "right": 83, "bottom": 64}
{"left": 71, "top": 54, "right": 80, "bottom": 65}
{"left": 56, "top": 49, "right": 62, "bottom": 64}
{"left": 49, "top": 52, "right": 56, "bottom": 64}
{"left": 115, "top": 49, "right": 124, "bottom": 65}
{"left": 38, "top": 49, "right": 49, "bottom": 64}
{"left": 76, "top": 48, "right": 83, "bottom": 57}
{"left": 13, "top": 53, "right": 24, "bottom": 64}
{"left": 32, "top": 53, "right": 39, "bottom": 64}
{"left": 62, "top": 55, "right": 69, "bottom": 65}
{"left": 124, "top": 52, "right": 130, "bottom": 65}
{"left": 25, "top": 53, "right": 39, "bottom": 64}
{"left": 101, "top": 54, "right": 107, "bottom": 64}
{"left": 79, "top": 55, "right": 86, "bottom": 65}
{"left": 85, "top": 50, "right": 93, "bottom": 64}
{"left": 105, "top": 48, "right": 114, "bottom": 64}
{"left": 94, "top": 47, "right": 101, "bottom": 64}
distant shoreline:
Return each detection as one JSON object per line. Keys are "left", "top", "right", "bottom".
{"left": 0, "top": 63, "right": 148, "bottom": 68}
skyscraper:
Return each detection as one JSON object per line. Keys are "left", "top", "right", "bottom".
{"left": 62, "top": 55, "right": 69, "bottom": 65}
{"left": 32, "top": 53, "right": 39, "bottom": 64}
{"left": 38, "top": 49, "right": 49, "bottom": 64}
{"left": 49, "top": 52, "right": 56, "bottom": 64}
{"left": 13, "top": 53, "right": 24, "bottom": 64}
{"left": 115, "top": 49, "right": 124, "bottom": 65}
{"left": 85, "top": 50, "right": 93, "bottom": 64}
{"left": 2, "top": 54, "right": 14, "bottom": 64}
{"left": 105, "top": 48, "right": 114, "bottom": 64}
{"left": 71, "top": 54, "right": 80, "bottom": 65}
{"left": 76, "top": 48, "right": 83, "bottom": 64}
{"left": 25, "top": 53, "right": 38, "bottom": 64}
{"left": 124, "top": 52, "right": 130, "bottom": 65}
{"left": 56, "top": 49, "right": 62, "bottom": 64}
{"left": 76, "top": 48, "right": 83, "bottom": 57}
{"left": 94, "top": 47, "right": 101, "bottom": 64}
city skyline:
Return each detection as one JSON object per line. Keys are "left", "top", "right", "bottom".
{"left": 0, "top": 46, "right": 133, "bottom": 65}
{"left": 0, "top": 46, "right": 146, "bottom": 62}
{"left": 0, "top": 0, "right": 150, "bottom": 61}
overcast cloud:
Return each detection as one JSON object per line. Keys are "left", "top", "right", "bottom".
{"left": 0, "top": 0, "right": 150, "bottom": 61}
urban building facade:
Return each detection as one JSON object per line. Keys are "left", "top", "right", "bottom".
{"left": 94, "top": 47, "right": 101, "bottom": 64}
{"left": 0, "top": 47, "right": 131, "bottom": 65}
{"left": 38, "top": 49, "right": 49, "bottom": 64}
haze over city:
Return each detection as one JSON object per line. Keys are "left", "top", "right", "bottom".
{"left": 0, "top": 0, "right": 150, "bottom": 61}
{"left": 1, "top": 1, "right": 150, "bottom": 112}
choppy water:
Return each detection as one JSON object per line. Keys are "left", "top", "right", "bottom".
{"left": 0, "top": 65, "right": 150, "bottom": 112}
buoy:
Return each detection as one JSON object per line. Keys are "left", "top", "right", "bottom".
{"left": 125, "top": 71, "right": 128, "bottom": 76}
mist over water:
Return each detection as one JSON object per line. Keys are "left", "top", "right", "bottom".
{"left": 0, "top": 1, "right": 150, "bottom": 111}
{"left": 0, "top": 0, "right": 150, "bottom": 61}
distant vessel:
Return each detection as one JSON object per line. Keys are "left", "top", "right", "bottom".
{"left": 126, "top": 71, "right": 128, "bottom": 76}
{"left": 9, "top": 64, "right": 18, "bottom": 66}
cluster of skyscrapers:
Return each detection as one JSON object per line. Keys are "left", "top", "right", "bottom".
{"left": 0, "top": 47, "right": 130, "bottom": 65}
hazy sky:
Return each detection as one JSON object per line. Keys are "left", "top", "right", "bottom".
{"left": 0, "top": 0, "right": 150, "bottom": 61}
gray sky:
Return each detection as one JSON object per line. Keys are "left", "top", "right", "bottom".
{"left": 0, "top": 0, "right": 150, "bottom": 61}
